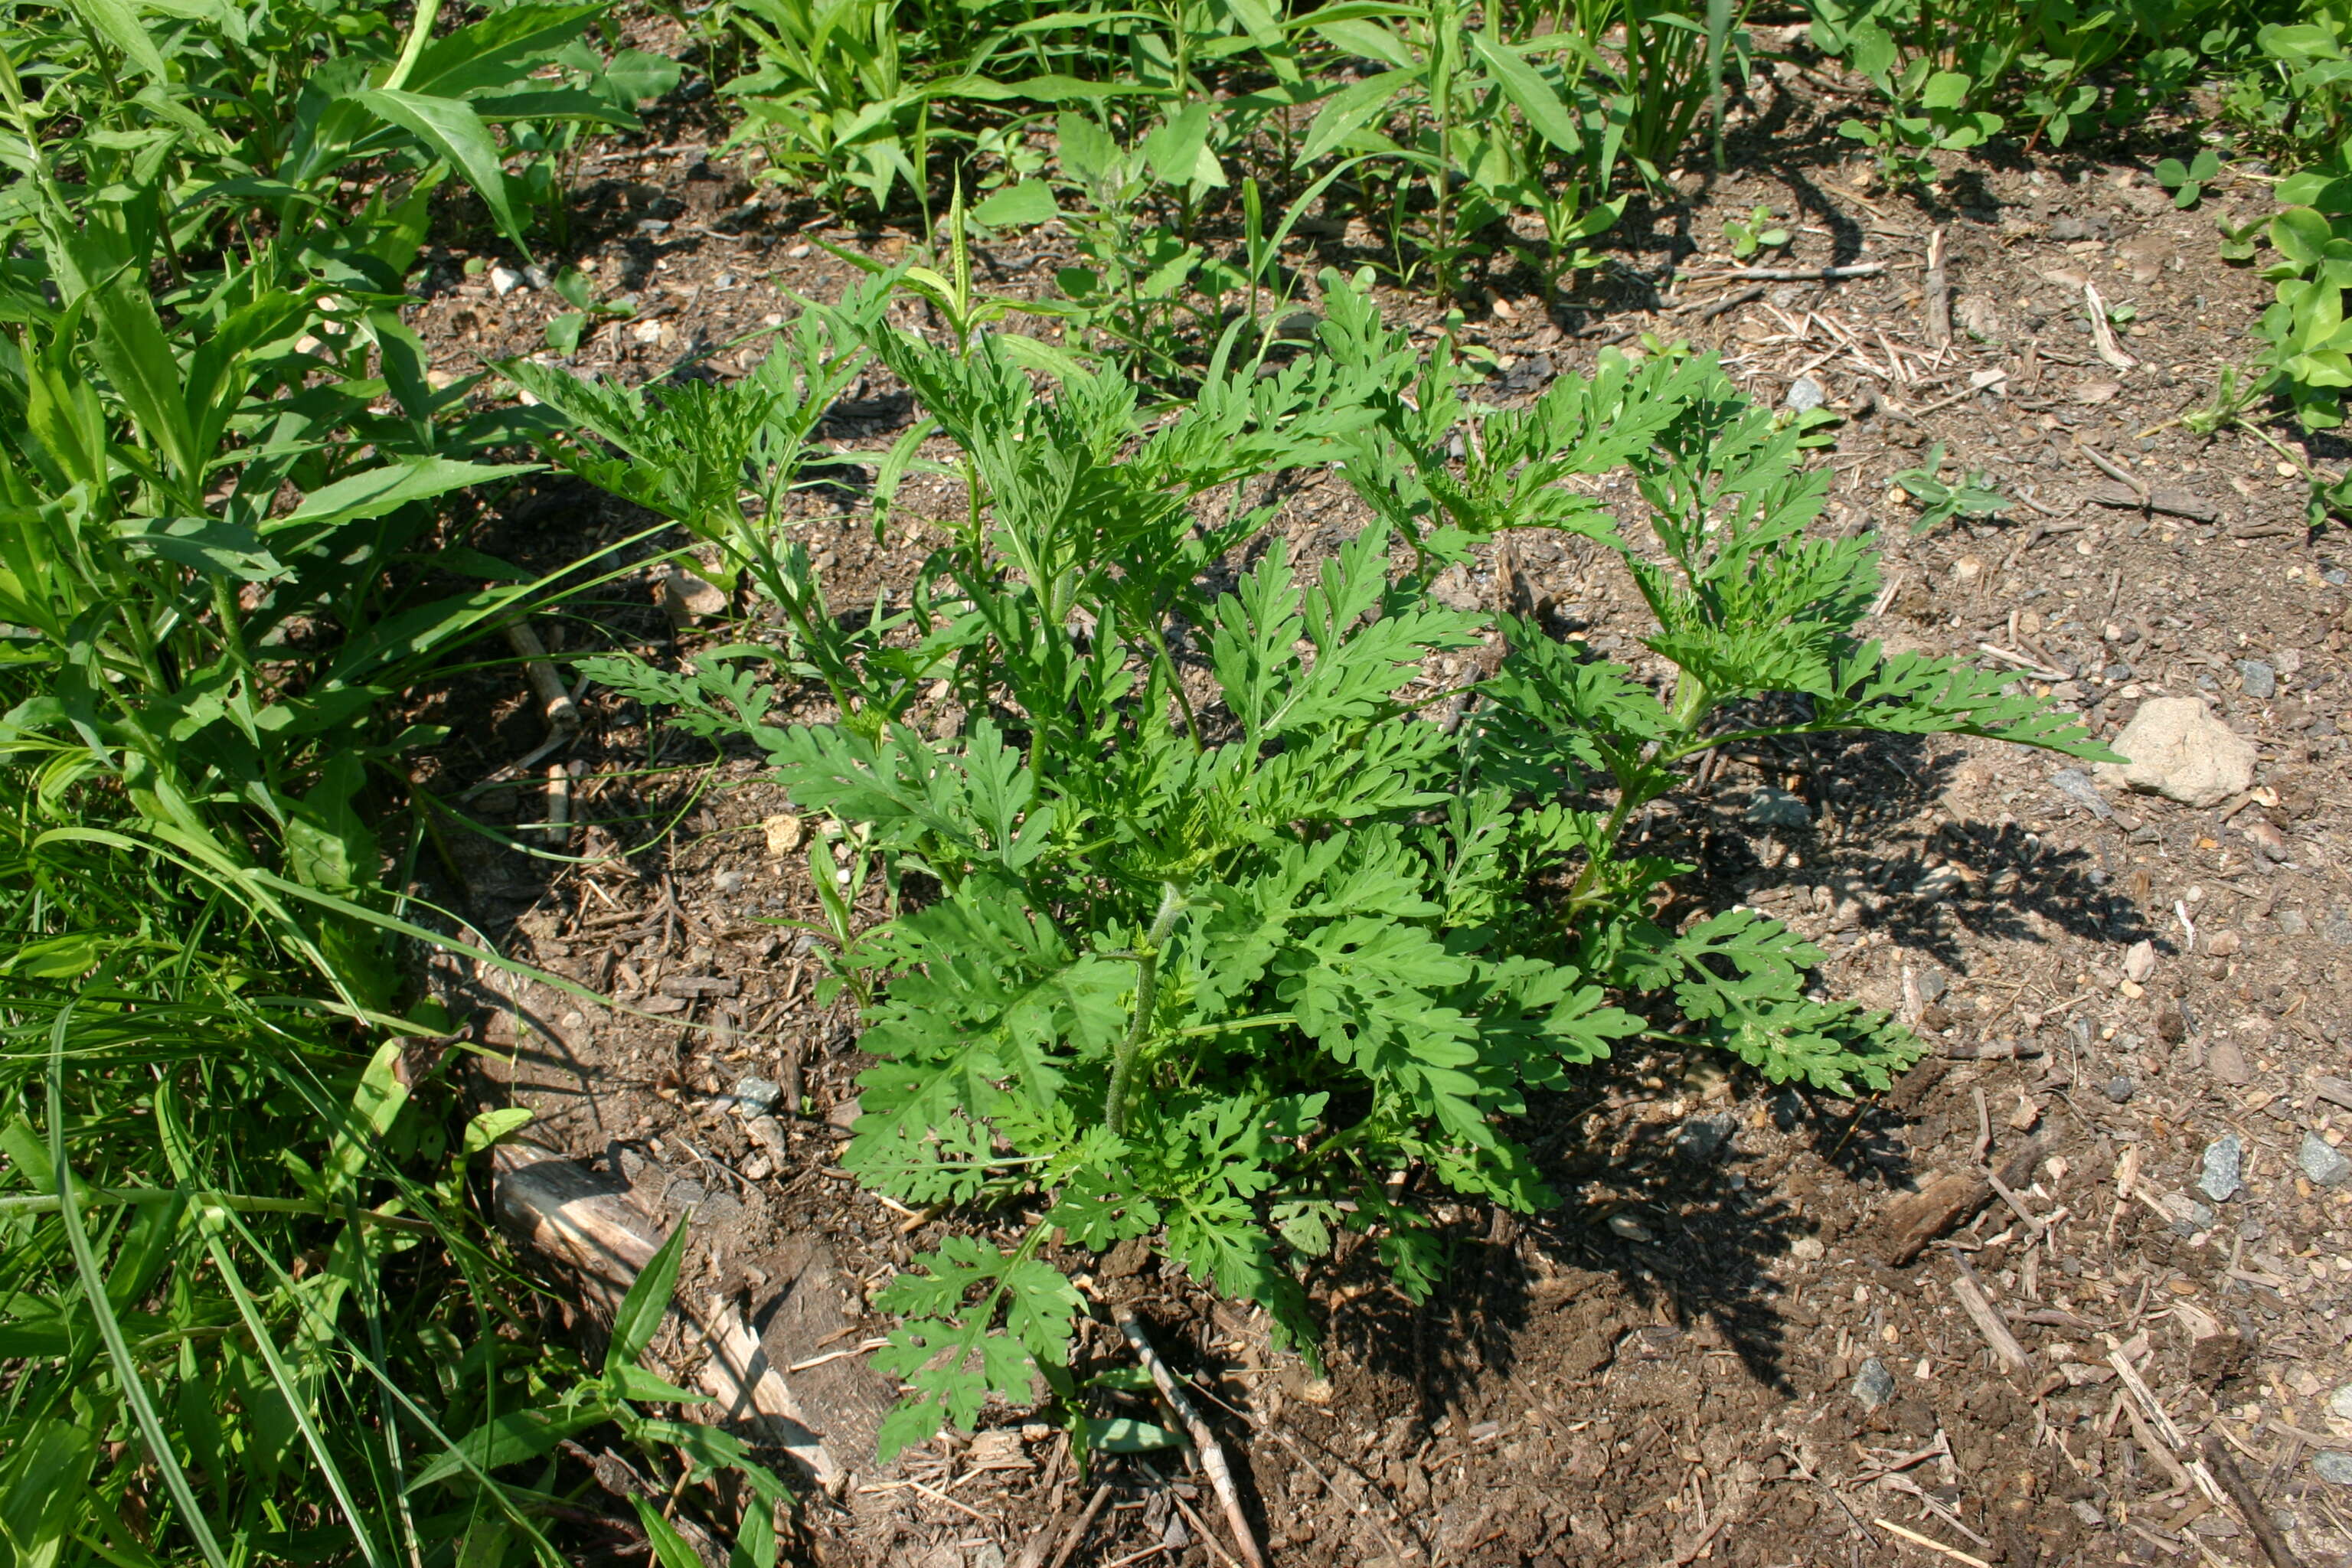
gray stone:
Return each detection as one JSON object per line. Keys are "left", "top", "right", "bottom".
{"left": 1675, "top": 1113, "right": 1737, "bottom": 1161}
{"left": 2324, "top": 906, "right": 2352, "bottom": 946}
{"left": 2197, "top": 1134, "right": 2244, "bottom": 1203}
{"left": 2278, "top": 910, "right": 2310, "bottom": 936}
{"left": 2330, "top": 1385, "right": 2352, "bottom": 1420}
{"left": 2050, "top": 767, "right": 2115, "bottom": 820}
{"left": 1745, "top": 786, "right": 1812, "bottom": 828}
{"left": 2158, "top": 1191, "right": 2215, "bottom": 1231}
{"left": 1785, "top": 375, "right": 1826, "bottom": 413}
{"left": 1851, "top": 1357, "right": 1897, "bottom": 1410}
{"left": 2300, "top": 1131, "right": 2352, "bottom": 1187}
{"left": 2315, "top": 1451, "right": 2352, "bottom": 1485}
{"left": 732, "top": 1075, "right": 782, "bottom": 1112}
{"left": 1916, "top": 969, "right": 1949, "bottom": 1002}
{"left": 2093, "top": 697, "right": 2257, "bottom": 808}
{"left": 2103, "top": 1076, "right": 2135, "bottom": 1104}
{"left": 2239, "top": 659, "right": 2276, "bottom": 699}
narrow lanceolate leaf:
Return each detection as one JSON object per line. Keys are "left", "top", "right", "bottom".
{"left": 64, "top": 0, "right": 170, "bottom": 81}
{"left": 351, "top": 91, "right": 528, "bottom": 249}
{"left": 1468, "top": 34, "right": 1583, "bottom": 155}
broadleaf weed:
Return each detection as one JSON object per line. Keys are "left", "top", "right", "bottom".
{"left": 556, "top": 267, "right": 2118, "bottom": 1462}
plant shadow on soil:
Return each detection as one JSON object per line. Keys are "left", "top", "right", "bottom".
{"left": 1315, "top": 727, "right": 2156, "bottom": 1437}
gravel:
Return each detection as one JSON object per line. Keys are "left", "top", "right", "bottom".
{"left": 2197, "top": 1134, "right": 2245, "bottom": 1203}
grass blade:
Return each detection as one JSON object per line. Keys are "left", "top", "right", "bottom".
{"left": 44, "top": 1001, "right": 232, "bottom": 1568}
{"left": 201, "top": 1233, "right": 389, "bottom": 1568}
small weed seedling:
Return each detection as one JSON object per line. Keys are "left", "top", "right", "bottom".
{"left": 1892, "top": 443, "right": 2011, "bottom": 531}
{"left": 2154, "top": 147, "right": 2223, "bottom": 208}
{"left": 1723, "top": 204, "right": 1791, "bottom": 260}
{"left": 563, "top": 270, "right": 2115, "bottom": 1460}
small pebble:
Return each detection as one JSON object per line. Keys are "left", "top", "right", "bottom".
{"left": 489, "top": 264, "right": 524, "bottom": 297}
{"left": 1745, "top": 786, "right": 1811, "bottom": 828}
{"left": 2197, "top": 1134, "right": 2243, "bottom": 1203}
{"left": 1675, "top": 1114, "right": 1737, "bottom": 1161}
{"left": 2206, "top": 1038, "right": 2252, "bottom": 1086}
{"left": 2315, "top": 1452, "right": 2352, "bottom": 1485}
{"left": 2122, "top": 939, "right": 2156, "bottom": 984}
{"left": 1606, "top": 1214, "right": 1654, "bottom": 1243}
{"left": 2299, "top": 1131, "right": 2352, "bottom": 1187}
{"left": 711, "top": 867, "right": 750, "bottom": 894}
{"left": 1916, "top": 969, "right": 1949, "bottom": 1002}
{"left": 2331, "top": 1386, "right": 2352, "bottom": 1421}
{"left": 2240, "top": 659, "right": 2276, "bottom": 700}
{"left": 1785, "top": 375, "right": 1826, "bottom": 413}
{"left": 1852, "top": 1357, "right": 1897, "bottom": 1410}
{"left": 732, "top": 1075, "right": 782, "bottom": 1112}
{"left": 2102, "top": 1076, "right": 2135, "bottom": 1104}
{"left": 1790, "top": 1236, "right": 1826, "bottom": 1262}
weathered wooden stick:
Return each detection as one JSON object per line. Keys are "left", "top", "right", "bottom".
{"left": 490, "top": 1142, "right": 842, "bottom": 1489}
{"left": 1112, "top": 1305, "right": 1266, "bottom": 1568}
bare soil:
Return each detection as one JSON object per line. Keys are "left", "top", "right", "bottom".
{"left": 402, "top": 34, "right": 2352, "bottom": 1568}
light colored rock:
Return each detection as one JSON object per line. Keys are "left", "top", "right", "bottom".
{"left": 1746, "top": 786, "right": 1811, "bottom": 828}
{"left": 660, "top": 566, "right": 728, "bottom": 627}
{"left": 763, "top": 812, "right": 804, "bottom": 858}
{"left": 2206, "top": 1038, "right": 2253, "bottom": 1086}
{"left": 2123, "top": 940, "right": 2156, "bottom": 984}
{"left": 2093, "top": 697, "right": 2256, "bottom": 808}
{"left": 489, "top": 264, "right": 525, "bottom": 297}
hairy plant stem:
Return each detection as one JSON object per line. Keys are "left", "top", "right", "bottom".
{"left": 1104, "top": 882, "right": 1185, "bottom": 1137}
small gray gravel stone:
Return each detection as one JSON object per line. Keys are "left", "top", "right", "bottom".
{"left": 2331, "top": 1386, "right": 2352, "bottom": 1420}
{"left": 2050, "top": 768, "right": 2115, "bottom": 820}
{"left": 2300, "top": 1131, "right": 2352, "bottom": 1187}
{"left": 1785, "top": 375, "right": 1826, "bottom": 413}
{"left": 2103, "top": 1076, "right": 2135, "bottom": 1104}
{"left": 731, "top": 1075, "right": 782, "bottom": 1111}
{"left": 1852, "top": 1357, "right": 1897, "bottom": 1410}
{"left": 1675, "top": 1113, "right": 1737, "bottom": 1161}
{"left": 2315, "top": 1451, "right": 2352, "bottom": 1485}
{"left": 1746, "top": 786, "right": 1812, "bottom": 828}
{"left": 2239, "top": 659, "right": 2276, "bottom": 699}
{"left": 2197, "top": 1134, "right": 2244, "bottom": 1202}
{"left": 2324, "top": 906, "right": 2352, "bottom": 946}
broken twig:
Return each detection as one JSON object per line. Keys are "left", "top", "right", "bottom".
{"left": 1925, "top": 228, "right": 1951, "bottom": 349}
{"left": 1112, "top": 1306, "right": 1268, "bottom": 1568}
{"left": 2202, "top": 1432, "right": 2308, "bottom": 1568}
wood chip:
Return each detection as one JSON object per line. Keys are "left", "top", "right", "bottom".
{"left": 1949, "top": 1265, "right": 2033, "bottom": 1377}
{"left": 2085, "top": 482, "right": 2220, "bottom": 522}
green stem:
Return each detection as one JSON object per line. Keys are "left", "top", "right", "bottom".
{"left": 378, "top": 0, "right": 446, "bottom": 92}
{"left": 0, "top": 1186, "right": 435, "bottom": 1233}
{"left": 1104, "top": 883, "right": 1185, "bottom": 1138}
{"left": 1173, "top": 1012, "right": 1295, "bottom": 1039}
